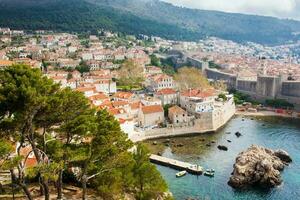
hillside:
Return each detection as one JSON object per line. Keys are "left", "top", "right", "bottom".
{"left": 1, "top": 0, "right": 300, "bottom": 45}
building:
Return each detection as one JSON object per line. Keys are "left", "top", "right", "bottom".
{"left": 150, "top": 74, "right": 175, "bottom": 91}
{"left": 155, "top": 88, "right": 178, "bottom": 105}
{"left": 168, "top": 105, "right": 188, "bottom": 125}
{"left": 179, "top": 89, "right": 216, "bottom": 114}
{"left": 0, "top": 60, "right": 14, "bottom": 68}
{"left": 138, "top": 105, "right": 164, "bottom": 128}
{"left": 113, "top": 91, "right": 137, "bottom": 102}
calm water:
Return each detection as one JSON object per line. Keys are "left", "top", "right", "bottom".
{"left": 156, "top": 116, "right": 300, "bottom": 200}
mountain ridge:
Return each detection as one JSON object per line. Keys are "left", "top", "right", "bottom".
{"left": 1, "top": 0, "right": 300, "bottom": 45}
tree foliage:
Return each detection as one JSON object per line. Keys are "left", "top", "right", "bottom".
{"left": 0, "top": 64, "right": 169, "bottom": 200}
{"left": 118, "top": 59, "right": 144, "bottom": 89}
{"left": 174, "top": 67, "right": 210, "bottom": 91}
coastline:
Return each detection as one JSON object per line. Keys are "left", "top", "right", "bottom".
{"left": 131, "top": 109, "right": 299, "bottom": 142}
{"left": 235, "top": 110, "right": 299, "bottom": 119}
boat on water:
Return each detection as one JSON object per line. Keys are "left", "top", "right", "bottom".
{"left": 176, "top": 170, "right": 187, "bottom": 178}
{"left": 206, "top": 169, "right": 215, "bottom": 173}
{"left": 204, "top": 171, "right": 214, "bottom": 177}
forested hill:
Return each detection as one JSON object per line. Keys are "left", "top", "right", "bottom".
{"left": 1, "top": 0, "right": 300, "bottom": 45}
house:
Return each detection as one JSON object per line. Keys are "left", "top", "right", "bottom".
{"left": 119, "top": 118, "right": 135, "bottom": 137}
{"left": 168, "top": 105, "right": 188, "bottom": 125}
{"left": 94, "top": 80, "right": 117, "bottom": 94}
{"left": 76, "top": 86, "right": 96, "bottom": 97}
{"left": 180, "top": 89, "right": 217, "bottom": 113}
{"left": 82, "top": 53, "right": 93, "bottom": 61}
{"left": 88, "top": 93, "right": 110, "bottom": 106}
{"left": 155, "top": 88, "right": 178, "bottom": 105}
{"left": 113, "top": 92, "right": 137, "bottom": 102}
{"left": 0, "top": 60, "right": 14, "bottom": 68}
{"left": 150, "top": 74, "right": 175, "bottom": 91}
{"left": 141, "top": 96, "right": 162, "bottom": 106}
{"left": 66, "top": 78, "right": 78, "bottom": 89}
{"left": 52, "top": 76, "right": 68, "bottom": 87}
{"left": 108, "top": 108, "right": 131, "bottom": 120}
{"left": 146, "top": 66, "right": 162, "bottom": 75}
{"left": 138, "top": 105, "right": 164, "bottom": 128}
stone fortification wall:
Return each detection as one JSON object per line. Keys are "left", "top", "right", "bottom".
{"left": 205, "top": 68, "right": 237, "bottom": 88}
{"left": 236, "top": 79, "right": 257, "bottom": 94}
{"left": 281, "top": 81, "right": 300, "bottom": 98}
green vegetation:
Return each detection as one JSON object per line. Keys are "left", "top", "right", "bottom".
{"left": 0, "top": 64, "right": 170, "bottom": 200}
{"left": 150, "top": 54, "right": 161, "bottom": 67}
{"left": 208, "top": 61, "right": 221, "bottom": 69}
{"left": 230, "top": 89, "right": 258, "bottom": 105}
{"left": 1, "top": 0, "right": 300, "bottom": 44}
{"left": 174, "top": 67, "right": 210, "bottom": 91}
{"left": 218, "top": 94, "right": 228, "bottom": 101}
{"left": 117, "top": 59, "right": 144, "bottom": 90}
{"left": 76, "top": 61, "right": 90, "bottom": 74}
{"left": 265, "top": 99, "right": 294, "bottom": 109}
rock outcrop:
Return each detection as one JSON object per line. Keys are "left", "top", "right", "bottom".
{"left": 228, "top": 145, "right": 292, "bottom": 189}
{"left": 217, "top": 145, "right": 228, "bottom": 151}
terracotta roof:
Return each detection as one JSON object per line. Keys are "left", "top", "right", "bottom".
{"left": 153, "top": 74, "right": 172, "bottom": 83}
{"left": 0, "top": 60, "right": 13, "bottom": 66}
{"left": 141, "top": 105, "right": 163, "bottom": 114}
{"left": 112, "top": 101, "right": 129, "bottom": 107}
{"left": 181, "top": 89, "right": 216, "bottom": 98}
{"left": 89, "top": 93, "right": 109, "bottom": 101}
{"left": 113, "top": 91, "right": 134, "bottom": 99}
{"left": 169, "top": 105, "right": 186, "bottom": 115}
{"left": 130, "top": 101, "right": 141, "bottom": 110}
{"left": 156, "top": 88, "right": 177, "bottom": 95}
{"left": 76, "top": 87, "right": 96, "bottom": 92}
{"left": 108, "top": 108, "right": 126, "bottom": 115}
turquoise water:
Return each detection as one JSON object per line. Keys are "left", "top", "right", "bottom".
{"left": 156, "top": 116, "right": 300, "bottom": 200}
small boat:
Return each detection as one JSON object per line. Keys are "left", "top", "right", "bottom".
{"left": 176, "top": 170, "right": 187, "bottom": 178}
{"left": 204, "top": 171, "right": 214, "bottom": 177}
{"left": 205, "top": 169, "right": 215, "bottom": 173}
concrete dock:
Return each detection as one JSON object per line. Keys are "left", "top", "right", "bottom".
{"left": 150, "top": 154, "right": 203, "bottom": 175}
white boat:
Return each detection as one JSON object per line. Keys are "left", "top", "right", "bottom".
{"left": 204, "top": 171, "right": 214, "bottom": 177}
{"left": 176, "top": 170, "right": 187, "bottom": 178}
{"left": 206, "top": 169, "right": 215, "bottom": 173}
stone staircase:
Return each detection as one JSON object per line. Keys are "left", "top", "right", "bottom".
{"left": 0, "top": 170, "right": 11, "bottom": 184}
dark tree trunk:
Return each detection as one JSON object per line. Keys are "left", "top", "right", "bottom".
{"left": 57, "top": 170, "right": 63, "bottom": 199}
{"left": 82, "top": 161, "right": 88, "bottom": 200}
{"left": 27, "top": 137, "right": 50, "bottom": 200}
{"left": 42, "top": 180, "right": 50, "bottom": 200}
{"left": 10, "top": 170, "right": 33, "bottom": 200}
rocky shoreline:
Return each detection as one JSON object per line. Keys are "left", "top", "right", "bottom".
{"left": 228, "top": 145, "right": 292, "bottom": 189}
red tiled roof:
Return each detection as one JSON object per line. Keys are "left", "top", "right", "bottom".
{"left": 181, "top": 89, "right": 216, "bottom": 98}
{"left": 89, "top": 93, "right": 109, "bottom": 101}
{"left": 108, "top": 108, "right": 126, "bottom": 115}
{"left": 112, "top": 101, "right": 129, "bottom": 107}
{"left": 113, "top": 91, "right": 134, "bottom": 99}
{"left": 130, "top": 101, "right": 141, "bottom": 110}
{"left": 141, "top": 105, "right": 163, "bottom": 114}
{"left": 168, "top": 105, "right": 186, "bottom": 115}
{"left": 156, "top": 88, "right": 177, "bottom": 95}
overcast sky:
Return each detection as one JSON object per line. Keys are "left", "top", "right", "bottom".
{"left": 162, "top": 0, "right": 300, "bottom": 20}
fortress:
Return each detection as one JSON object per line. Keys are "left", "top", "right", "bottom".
{"left": 205, "top": 66, "right": 300, "bottom": 110}
{"left": 176, "top": 55, "right": 300, "bottom": 110}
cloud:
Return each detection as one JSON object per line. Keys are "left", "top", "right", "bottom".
{"left": 162, "top": 0, "right": 300, "bottom": 20}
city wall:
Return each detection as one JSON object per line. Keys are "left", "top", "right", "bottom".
{"left": 205, "top": 68, "right": 300, "bottom": 110}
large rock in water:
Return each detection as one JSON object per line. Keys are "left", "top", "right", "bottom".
{"left": 228, "top": 145, "right": 292, "bottom": 189}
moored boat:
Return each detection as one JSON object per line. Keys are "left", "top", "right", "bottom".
{"left": 176, "top": 170, "right": 187, "bottom": 177}
{"left": 206, "top": 169, "right": 215, "bottom": 173}
{"left": 204, "top": 171, "right": 214, "bottom": 177}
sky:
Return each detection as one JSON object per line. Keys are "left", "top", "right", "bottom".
{"left": 162, "top": 0, "right": 300, "bottom": 20}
